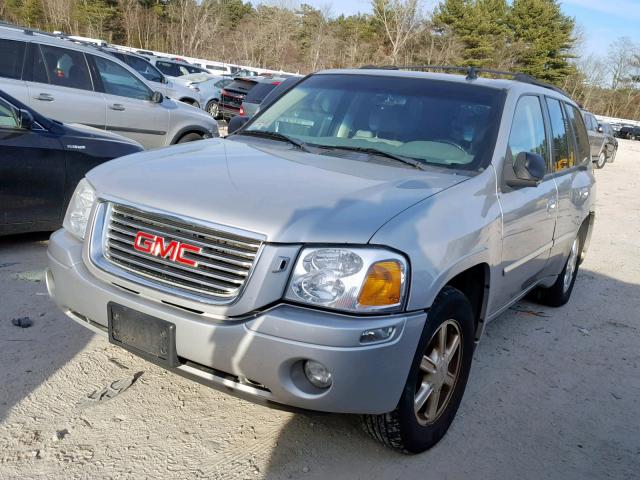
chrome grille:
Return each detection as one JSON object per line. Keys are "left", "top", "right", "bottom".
{"left": 101, "top": 203, "right": 263, "bottom": 301}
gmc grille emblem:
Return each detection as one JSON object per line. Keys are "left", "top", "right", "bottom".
{"left": 133, "top": 231, "right": 201, "bottom": 267}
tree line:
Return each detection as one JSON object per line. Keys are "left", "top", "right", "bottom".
{"left": 1, "top": 0, "right": 639, "bottom": 120}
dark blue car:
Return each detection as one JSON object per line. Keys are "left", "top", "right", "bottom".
{"left": 0, "top": 89, "right": 143, "bottom": 235}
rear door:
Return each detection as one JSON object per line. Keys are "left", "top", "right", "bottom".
{"left": 89, "top": 54, "right": 169, "bottom": 148}
{"left": 0, "top": 97, "right": 66, "bottom": 226}
{"left": 24, "top": 43, "right": 106, "bottom": 129}
{"left": 545, "top": 100, "right": 594, "bottom": 275}
{"left": 495, "top": 95, "right": 558, "bottom": 309}
{"left": 0, "top": 38, "right": 28, "bottom": 103}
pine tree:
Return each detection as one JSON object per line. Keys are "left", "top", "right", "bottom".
{"left": 508, "top": 0, "right": 576, "bottom": 84}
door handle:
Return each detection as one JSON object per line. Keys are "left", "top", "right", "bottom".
{"left": 109, "top": 104, "right": 126, "bottom": 111}
{"left": 34, "top": 93, "right": 54, "bottom": 102}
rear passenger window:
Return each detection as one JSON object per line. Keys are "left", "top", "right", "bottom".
{"left": 0, "top": 39, "right": 25, "bottom": 79}
{"left": 566, "top": 104, "right": 590, "bottom": 165}
{"left": 508, "top": 96, "right": 548, "bottom": 167}
{"left": 38, "top": 44, "right": 93, "bottom": 91}
{"left": 546, "top": 98, "right": 575, "bottom": 171}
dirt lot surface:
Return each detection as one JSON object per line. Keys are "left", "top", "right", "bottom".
{"left": 1, "top": 140, "right": 639, "bottom": 480}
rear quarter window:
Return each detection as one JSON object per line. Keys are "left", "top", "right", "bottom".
{"left": 566, "top": 104, "right": 591, "bottom": 165}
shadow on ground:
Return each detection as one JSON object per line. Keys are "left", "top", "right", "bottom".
{"left": 0, "top": 232, "right": 93, "bottom": 423}
{"left": 260, "top": 268, "right": 640, "bottom": 480}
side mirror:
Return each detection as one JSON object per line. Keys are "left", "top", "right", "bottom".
{"left": 228, "top": 115, "right": 249, "bottom": 135}
{"left": 505, "top": 151, "right": 547, "bottom": 188}
{"left": 18, "top": 109, "right": 35, "bottom": 130}
{"left": 597, "top": 125, "right": 603, "bottom": 133}
{"left": 151, "top": 91, "right": 164, "bottom": 104}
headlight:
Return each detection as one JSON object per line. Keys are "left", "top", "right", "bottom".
{"left": 62, "top": 178, "right": 96, "bottom": 240}
{"left": 285, "top": 247, "right": 408, "bottom": 313}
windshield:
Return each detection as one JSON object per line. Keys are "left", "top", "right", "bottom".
{"left": 246, "top": 74, "right": 504, "bottom": 170}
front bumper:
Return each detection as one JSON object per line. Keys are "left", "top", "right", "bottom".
{"left": 47, "top": 229, "right": 427, "bottom": 414}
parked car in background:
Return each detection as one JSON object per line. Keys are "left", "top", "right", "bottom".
{"left": 599, "top": 122, "right": 618, "bottom": 164}
{"left": 219, "top": 76, "right": 258, "bottom": 120}
{"left": 174, "top": 73, "right": 232, "bottom": 118}
{"left": 239, "top": 76, "right": 288, "bottom": 118}
{"left": 582, "top": 110, "right": 615, "bottom": 168}
{"left": 148, "top": 57, "right": 209, "bottom": 79}
{"left": 48, "top": 67, "right": 595, "bottom": 454}
{"left": 0, "top": 25, "right": 218, "bottom": 149}
{"left": 0, "top": 89, "right": 142, "bottom": 235}
{"left": 616, "top": 125, "right": 639, "bottom": 140}
{"left": 103, "top": 48, "right": 201, "bottom": 108}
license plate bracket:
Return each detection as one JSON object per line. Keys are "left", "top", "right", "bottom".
{"left": 108, "top": 302, "right": 178, "bottom": 368}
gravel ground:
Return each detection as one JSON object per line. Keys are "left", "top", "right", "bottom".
{"left": 1, "top": 140, "right": 639, "bottom": 480}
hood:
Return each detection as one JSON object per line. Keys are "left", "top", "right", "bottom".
{"left": 65, "top": 123, "right": 144, "bottom": 148}
{"left": 87, "top": 138, "right": 467, "bottom": 243}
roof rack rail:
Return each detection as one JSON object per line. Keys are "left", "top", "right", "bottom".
{"left": 0, "top": 21, "right": 68, "bottom": 40}
{"left": 359, "top": 64, "right": 571, "bottom": 98}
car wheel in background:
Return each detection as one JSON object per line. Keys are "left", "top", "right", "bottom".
{"left": 595, "top": 151, "right": 606, "bottom": 169}
{"left": 361, "top": 286, "right": 475, "bottom": 453}
{"left": 608, "top": 149, "right": 616, "bottom": 163}
{"left": 177, "top": 132, "right": 203, "bottom": 143}
{"left": 206, "top": 100, "right": 220, "bottom": 119}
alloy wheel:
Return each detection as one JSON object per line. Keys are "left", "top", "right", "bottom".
{"left": 414, "top": 319, "right": 463, "bottom": 425}
{"left": 563, "top": 238, "right": 579, "bottom": 293}
{"left": 208, "top": 102, "right": 219, "bottom": 118}
{"left": 596, "top": 152, "right": 606, "bottom": 169}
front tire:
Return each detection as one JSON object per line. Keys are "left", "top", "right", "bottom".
{"left": 595, "top": 151, "right": 606, "bottom": 169}
{"left": 362, "top": 286, "right": 475, "bottom": 453}
{"left": 177, "top": 132, "right": 203, "bottom": 143}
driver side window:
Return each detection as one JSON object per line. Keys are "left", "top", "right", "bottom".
{"left": 508, "top": 96, "right": 549, "bottom": 168}
{"left": 0, "top": 99, "right": 19, "bottom": 129}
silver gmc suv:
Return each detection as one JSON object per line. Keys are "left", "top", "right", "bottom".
{"left": 47, "top": 67, "right": 596, "bottom": 453}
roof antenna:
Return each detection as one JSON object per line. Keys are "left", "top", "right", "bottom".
{"left": 466, "top": 67, "right": 478, "bottom": 80}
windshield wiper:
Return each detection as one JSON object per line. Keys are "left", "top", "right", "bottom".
{"left": 315, "top": 145, "right": 425, "bottom": 171}
{"left": 235, "top": 130, "right": 311, "bottom": 152}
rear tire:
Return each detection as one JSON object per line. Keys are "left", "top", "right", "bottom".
{"left": 595, "top": 151, "right": 606, "bottom": 169}
{"left": 533, "top": 236, "right": 581, "bottom": 307}
{"left": 177, "top": 132, "right": 203, "bottom": 144}
{"left": 361, "top": 286, "right": 475, "bottom": 453}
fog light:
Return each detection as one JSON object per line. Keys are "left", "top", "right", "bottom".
{"left": 304, "top": 360, "right": 332, "bottom": 388}
{"left": 360, "top": 326, "right": 395, "bottom": 344}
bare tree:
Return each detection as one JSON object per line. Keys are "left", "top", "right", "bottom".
{"left": 373, "top": 0, "right": 423, "bottom": 64}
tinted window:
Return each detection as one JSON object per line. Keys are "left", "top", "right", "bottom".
{"left": 0, "top": 98, "right": 18, "bottom": 128}
{"left": 30, "top": 44, "right": 49, "bottom": 84}
{"left": 156, "top": 61, "right": 180, "bottom": 77}
{"left": 244, "top": 82, "right": 279, "bottom": 103}
{"left": 247, "top": 74, "right": 504, "bottom": 170}
{"left": 225, "top": 79, "right": 257, "bottom": 94}
{"left": 124, "top": 55, "right": 163, "bottom": 83}
{"left": 0, "top": 39, "right": 25, "bottom": 79}
{"left": 508, "top": 96, "right": 548, "bottom": 166}
{"left": 93, "top": 56, "right": 151, "bottom": 100}
{"left": 566, "top": 104, "right": 591, "bottom": 165}
{"left": 39, "top": 44, "right": 93, "bottom": 90}
{"left": 546, "top": 98, "right": 575, "bottom": 171}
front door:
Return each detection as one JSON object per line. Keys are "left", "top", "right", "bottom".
{"left": 494, "top": 95, "right": 558, "bottom": 311}
{"left": 0, "top": 98, "right": 65, "bottom": 227}
{"left": 89, "top": 54, "right": 169, "bottom": 149}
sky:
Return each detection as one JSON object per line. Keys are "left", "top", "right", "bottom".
{"left": 260, "top": 0, "right": 640, "bottom": 58}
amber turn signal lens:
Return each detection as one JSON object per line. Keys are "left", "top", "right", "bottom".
{"left": 358, "top": 260, "right": 403, "bottom": 307}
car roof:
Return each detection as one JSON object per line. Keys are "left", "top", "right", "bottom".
{"left": 316, "top": 68, "right": 577, "bottom": 104}
{"left": 0, "top": 24, "right": 152, "bottom": 84}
